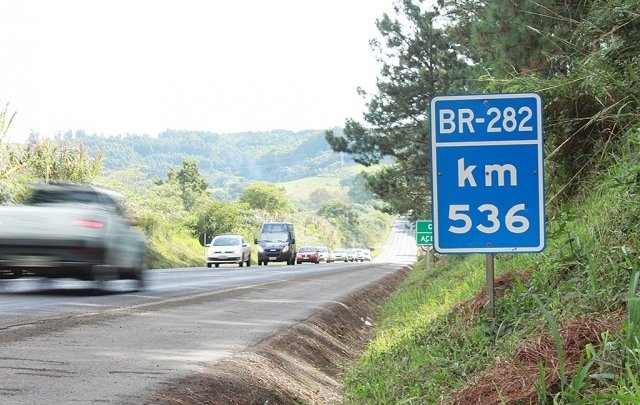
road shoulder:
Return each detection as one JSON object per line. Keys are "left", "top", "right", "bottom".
{"left": 144, "top": 265, "right": 411, "bottom": 404}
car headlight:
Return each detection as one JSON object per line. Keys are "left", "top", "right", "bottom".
{"left": 258, "top": 245, "right": 265, "bottom": 253}
{"left": 281, "top": 245, "right": 289, "bottom": 253}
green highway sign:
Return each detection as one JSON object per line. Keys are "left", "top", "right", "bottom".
{"left": 416, "top": 220, "right": 433, "bottom": 246}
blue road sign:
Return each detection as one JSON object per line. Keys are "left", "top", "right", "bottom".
{"left": 430, "top": 93, "right": 545, "bottom": 253}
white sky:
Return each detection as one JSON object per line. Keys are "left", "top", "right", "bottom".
{"left": 0, "top": 0, "right": 395, "bottom": 142}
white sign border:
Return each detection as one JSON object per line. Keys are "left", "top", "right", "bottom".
{"left": 430, "top": 93, "right": 545, "bottom": 254}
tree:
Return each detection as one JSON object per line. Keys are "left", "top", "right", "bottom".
{"left": 347, "top": 173, "right": 375, "bottom": 204}
{"left": 318, "top": 201, "right": 360, "bottom": 230}
{"left": 175, "top": 158, "right": 208, "bottom": 194}
{"left": 156, "top": 157, "right": 209, "bottom": 210}
{"left": 238, "top": 182, "right": 293, "bottom": 214}
{"left": 307, "top": 187, "right": 341, "bottom": 210}
{"left": 441, "top": 0, "right": 589, "bottom": 77}
{"left": 326, "top": 0, "right": 471, "bottom": 220}
{"left": 191, "top": 201, "right": 243, "bottom": 238}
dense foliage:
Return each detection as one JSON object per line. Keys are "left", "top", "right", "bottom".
{"left": 326, "top": 0, "right": 639, "bottom": 222}
{"left": 43, "top": 128, "right": 356, "bottom": 201}
{"left": 340, "top": 0, "right": 640, "bottom": 402}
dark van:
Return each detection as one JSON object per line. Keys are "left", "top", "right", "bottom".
{"left": 255, "top": 222, "right": 296, "bottom": 266}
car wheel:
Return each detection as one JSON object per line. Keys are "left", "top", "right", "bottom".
{"left": 207, "top": 263, "right": 212, "bottom": 268}
{"left": 215, "top": 263, "right": 219, "bottom": 268}
{"left": 134, "top": 267, "right": 146, "bottom": 291}
{"left": 246, "top": 255, "right": 251, "bottom": 267}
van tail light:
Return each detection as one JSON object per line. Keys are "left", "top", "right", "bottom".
{"left": 72, "top": 219, "right": 104, "bottom": 229}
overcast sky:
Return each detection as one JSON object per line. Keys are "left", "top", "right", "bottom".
{"left": 0, "top": 0, "right": 395, "bottom": 142}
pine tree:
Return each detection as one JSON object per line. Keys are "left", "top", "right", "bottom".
{"left": 326, "top": 0, "right": 471, "bottom": 219}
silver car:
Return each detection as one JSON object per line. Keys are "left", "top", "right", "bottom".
{"left": 0, "top": 183, "right": 147, "bottom": 290}
{"left": 206, "top": 234, "right": 252, "bottom": 268}
{"left": 332, "top": 248, "right": 348, "bottom": 262}
{"left": 346, "top": 248, "right": 357, "bottom": 262}
{"left": 315, "top": 246, "right": 332, "bottom": 263}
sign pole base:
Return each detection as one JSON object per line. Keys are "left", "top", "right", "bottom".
{"left": 486, "top": 253, "right": 495, "bottom": 330}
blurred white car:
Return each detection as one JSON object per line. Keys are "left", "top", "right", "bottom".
{"left": 315, "top": 246, "right": 333, "bottom": 263}
{"left": 0, "top": 183, "right": 147, "bottom": 290}
{"left": 346, "top": 248, "right": 357, "bottom": 262}
{"left": 362, "top": 249, "right": 372, "bottom": 261}
{"left": 332, "top": 248, "right": 348, "bottom": 262}
{"left": 206, "top": 234, "right": 251, "bottom": 268}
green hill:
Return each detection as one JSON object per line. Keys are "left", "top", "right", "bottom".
{"left": 52, "top": 128, "right": 357, "bottom": 200}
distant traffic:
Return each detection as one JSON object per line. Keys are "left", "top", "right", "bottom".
{"left": 206, "top": 221, "right": 374, "bottom": 268}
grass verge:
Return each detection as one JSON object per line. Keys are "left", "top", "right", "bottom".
{"left": 342, "top": 128, "right": 640, "bottom": 404}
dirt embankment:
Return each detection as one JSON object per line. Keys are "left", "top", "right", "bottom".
{"left": 144, "top": 266, "right": 412, "bottom": 405}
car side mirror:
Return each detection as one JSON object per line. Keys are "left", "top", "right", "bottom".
{"left": 290, "top": 239, "right": 296, "bottom": 244}
{"left": 254, "top": 238, "right": 258, "bottom": 244}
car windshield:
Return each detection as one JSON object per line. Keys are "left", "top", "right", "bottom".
{"left": 316, "top": 247, "right": 328, "bottom": 252}
{"left": 259, "top": 232, "right": 289, "bottom": 243}
{"left": 299, "top": 247, "right": 315, "bottom": 253}
{"left": 334, "top": 249, "right": 345, "bottom": 253}
{"left": 212, "top": 236, "right": 241, "bottom": 246}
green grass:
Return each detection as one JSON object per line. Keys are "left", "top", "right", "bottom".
{"left": 341, "top": 128, "right": 640, "bottom": 404}
{"left": 142, "top": 215, "right": 204, "bottom": 269}
{"left": 279, "top": 176, "right": 345, "bottom": 201}
{"left": 277, "top": 164, "right": 381, "bottom": 202}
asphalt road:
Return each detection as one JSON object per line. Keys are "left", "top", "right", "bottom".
{"left": 0, "top": 218, "right": 417, "bottom": 404}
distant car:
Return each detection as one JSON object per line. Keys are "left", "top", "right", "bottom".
{"left": 346, "top": 248, "right": 357, "bottom": 262}
{"left": 206, "top": 234, "right": 251, "bottom": 268}
{"left": 327, "top": 249, "right": 336, "bottom": 263}
{"left": 315, "top": 246, "right": 332, "bottom": 263}
{"left": 354, "top": 249, "right": 365, "bottom": 262}
{"left": 296, "top": 246, "right": 320, "bottom": 264}
{"left": 362, "top": 249, "right": 372, "bottom": 261}
{"left": 332, "top": 248, "right": 348, "bottom": 262}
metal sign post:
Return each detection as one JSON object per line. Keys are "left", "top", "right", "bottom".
{"left": 486, "top": 253, "right": 495, "bottom": 320}
{"left": 430, "top": 93, "right": 545, "bottom": 322}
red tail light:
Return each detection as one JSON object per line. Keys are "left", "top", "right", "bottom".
{"left": 72, "top": 219, "right": 104, "bottom": 229}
